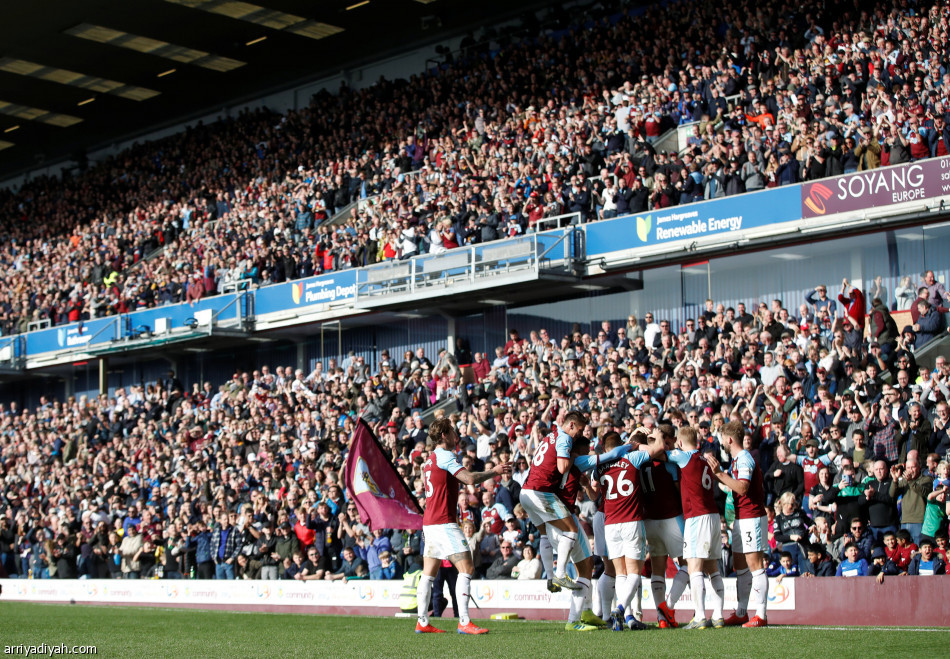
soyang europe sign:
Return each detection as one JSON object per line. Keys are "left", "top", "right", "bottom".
{"left": 801, "top": 158, "right": 950, "bottom": 218}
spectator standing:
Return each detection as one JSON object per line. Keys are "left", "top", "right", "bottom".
{"left": 211, "top": 512, "right": 241, "bottom": 580}
{"left": 119, "top": 525, "right": 143, "bottom": 579}
{"left": 889, "top": 451, "right": 934, "bottom": 545}
{"left": 863, "top": 460, "right": 898, "bottom": 541}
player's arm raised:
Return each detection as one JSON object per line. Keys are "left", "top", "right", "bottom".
{"left": 456, "top": 460, "right": 511, "bottom": 485}
{"left": 703, "top": 453, "right": 749, "bottom": 495}
{"left": 638, "top": 440, "right": 667, "bottom": 461}
{"left": 587, "top": 474, "right": 602, "bottom": 499}
{"left": 579, "top": 473, "right": 596, "bottom": 501}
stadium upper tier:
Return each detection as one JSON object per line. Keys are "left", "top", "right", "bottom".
{"left": 1, "top": 0, "right": 949, "bottom": 335}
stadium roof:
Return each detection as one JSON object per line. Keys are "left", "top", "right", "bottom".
{"left": 0, "top": 0, "right": 545, "bottom": 181}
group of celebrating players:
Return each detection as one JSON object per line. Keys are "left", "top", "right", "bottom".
{"left": 414, "top": 412, "right": 769, "bottom": 634}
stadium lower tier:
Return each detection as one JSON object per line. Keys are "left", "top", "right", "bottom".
{"left": 1, "top": 577, "right": 945, "bottom": 627}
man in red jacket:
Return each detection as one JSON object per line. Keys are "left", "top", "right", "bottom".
{"left": 838, "top": 278, "right": 865, "bottom": 330}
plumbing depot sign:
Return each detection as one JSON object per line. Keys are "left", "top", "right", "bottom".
{"left": 801, "top": 158, "right": 950, "bottom": 218}
{"left": 0, "top": 578, "right": 795, "bottom": 611}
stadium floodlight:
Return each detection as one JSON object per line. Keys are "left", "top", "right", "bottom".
{"left": 0, "top": 58, "right": 159, "bottom": 101}
{"left": 163, "top": 0, "right": 344, "bottom": 41}
{"left": 0, "top": 100, "right": 82, "bottom": 127}
{"left": 65, "top": 24, "right": 246, "bottom": 72}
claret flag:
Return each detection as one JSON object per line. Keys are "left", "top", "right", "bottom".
{"left": 344, "top": 418, "right": 423, "bottom": 530}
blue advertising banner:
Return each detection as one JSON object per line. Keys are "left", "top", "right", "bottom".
{"left": 584, "top": 186, "right": 801, "bottom": 256}
{"left": 254, "top": 270, "right": 358, "bottom": 316}
{"left": 25, "top": 316, "right": 120, "bottom": 355}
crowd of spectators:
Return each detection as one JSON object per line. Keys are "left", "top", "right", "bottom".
{"left": 3, "top": 0, "right": 950, "bottom": 335}
{"left": 1, "top": 270, "right": 949, "bottom": 582}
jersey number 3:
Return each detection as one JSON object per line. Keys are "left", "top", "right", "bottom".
{"left": 424, "top": 469, "right": 433, "bottom": 497}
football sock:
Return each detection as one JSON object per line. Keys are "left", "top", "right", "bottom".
{"left": 734, "top": 568, "right": 751, "bottom": 617}
{"left": 598, "top": 574, "right": 616, "bottom": 617}
{"left": 708, "top": 571, "right": 725, "bottom": 620}
{"left": 592, "top": 575, "right": 604, "bottom": 617}
{"left": 570, "top": 577, "right": 591, "bottom": 623}
{"left": 750, "top": 568, "right": 768, "bottom": 619}
{"left": 667, "top": 565, "right": 689, "bottom": 607}
{"left": 555, "top": 532, "right": 577, "bottom": 578}
{"left": 456, "top": 572, "right": 473, "bottom": 626}
{"left": 539, "top": 535, "right": 555, "bottom": 579}
{"left": 612, "top": 574, "right": 627, "bottom": 611}
{"left": 650, "top": 573, "right": 666, "bottom": 616}
{"left": 417, "top": 574, "right": 435, "bottom": 626}
{"left": 634, "top": 578, "right": 642, "bottom": 618}
{"left": 622, "top": 573, "right": 641, "bottom": 612}
{"left": 689, "top": 572, "right": 706, "bottom": 620}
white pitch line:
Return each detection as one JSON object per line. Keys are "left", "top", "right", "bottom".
{"left": 764, "top": 626, "right": 950, "bottom": 632}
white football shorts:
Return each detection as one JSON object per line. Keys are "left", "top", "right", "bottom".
{"left": 520, "top": 489, "right": 570, "bottom": 526}
{"left": 605, "top": 520, "right": 646, "bottom": 561}
{"left": 683, "top": 513, "right": 721, "bottom": 560}
{"left": 644, "top": 516, "right": 685, "bottom": 558}
{"left": 422, "top": 523, "right": 469, "bottom": 560}
{"left": 732, "top": 515, "right": 768, "bottom": 554}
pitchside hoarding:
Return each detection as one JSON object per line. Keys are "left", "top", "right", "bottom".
{"left": 0, "top": 577, "right": 794, "bottom": 612}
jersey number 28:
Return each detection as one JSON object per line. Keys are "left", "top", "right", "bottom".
{"left": 533, "top": 441, "right": 550, "bottom": 467}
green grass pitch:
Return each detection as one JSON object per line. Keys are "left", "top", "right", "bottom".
{"left": 1, "top": 602, "right": 947, "bottom": 658}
